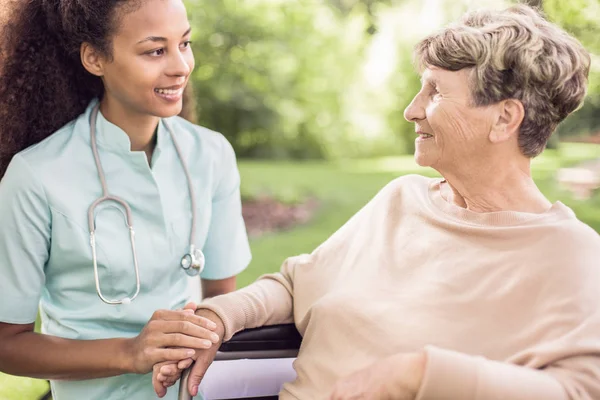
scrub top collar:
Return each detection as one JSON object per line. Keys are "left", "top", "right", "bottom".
{"left": 92, "top": 101, "right": 169, "bottom": 162}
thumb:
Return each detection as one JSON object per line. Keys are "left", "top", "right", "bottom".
{"left": 187, "top": 360, "right": 208, "bottom": 397}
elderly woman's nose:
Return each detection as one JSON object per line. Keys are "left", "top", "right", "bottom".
{"left": 404, "top": 95, "right": 425, "bottom": 122}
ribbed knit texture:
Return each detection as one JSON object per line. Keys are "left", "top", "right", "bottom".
{"left": 200, "top": 175, "right": 600, "bottom": 399}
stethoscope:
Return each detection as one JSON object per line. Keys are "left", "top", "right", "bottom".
{"left": 88, "top": 103, "right": 205, "bottom": 305}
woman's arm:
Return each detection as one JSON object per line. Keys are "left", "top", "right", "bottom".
{"left": 329, "top": 348, "right": 574, "bottom": 400}
{"left": 0, "top": 309, "right": 220, "bottom": 380}
{"left": 196, "top": 255, "right": 302, "bottom": 341}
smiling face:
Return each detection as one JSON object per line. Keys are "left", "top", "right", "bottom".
{"left": 95, "top": 0, "right": 195, "bottom": 119}
{"left": 403, "top": 67, "right": 497, "bottom": 171}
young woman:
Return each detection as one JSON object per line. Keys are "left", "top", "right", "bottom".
{"left": 0, "top": 0, "right": 251, "bottom": 399}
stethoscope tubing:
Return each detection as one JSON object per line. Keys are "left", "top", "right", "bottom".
{"left": 87, "top": 103, "right": 200, "bottom": 305}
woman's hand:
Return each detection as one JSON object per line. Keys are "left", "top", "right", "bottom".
{"left": 151, "top": 308, "right": 226, "bottom": 397}
{"left": 125, "top": 305, "right": 221, "bottom": 375}
{"left": 329, "top": 351, "right": 427, "bottom": 400}
{"left": 152, "top": 357, "right": 194, "bottom": 398}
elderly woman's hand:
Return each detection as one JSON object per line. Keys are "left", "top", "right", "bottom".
{"left": 329, "top": 351, "right": 427, "bottom": 400}
{"left": 152, "top": 306, "right": 226, "bottom": 398}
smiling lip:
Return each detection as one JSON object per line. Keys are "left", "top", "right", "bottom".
{"left": 154, "top": 83, "right": 185, "bottom": 102}
{"left": 416, "top": 131, "right": 434, "bottom": 137}
{"left": 156, "top": 84, "right": 184, "bottom": 90}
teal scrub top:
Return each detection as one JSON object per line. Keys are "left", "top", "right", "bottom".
{"left": 0, "top": 99, "right": 252, "bottom": 399}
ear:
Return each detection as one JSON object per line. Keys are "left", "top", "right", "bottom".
{"left": 488, "top": 99, "right": 525, "bottom": 144}
{"left": 80, "top": 42, "right": 106, "bottom": 77}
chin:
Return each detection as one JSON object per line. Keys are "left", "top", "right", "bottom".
{"left": 152, "top": 101, "right": 183, "bottom": 119}
{"left": 414, "top": 152, "right": 433, "bottom": 168}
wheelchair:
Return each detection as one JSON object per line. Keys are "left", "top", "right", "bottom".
{"left": 178, "top": 324, "right": 302, "bottom": 400}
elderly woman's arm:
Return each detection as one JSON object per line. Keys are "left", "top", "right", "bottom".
{"left": 174, "top": 257, "right": 302, "bottom": 397}
{"left": 195, "top": 255, "right": 303, "bottom": 341}
{"left": 330, "top": 345, "right": 599, "bottom": 400}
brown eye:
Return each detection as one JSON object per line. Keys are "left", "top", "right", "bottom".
{"left": 147, "top": 48, "right": 165, "bottom": 57}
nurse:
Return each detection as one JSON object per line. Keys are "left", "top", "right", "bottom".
{"left": 0, "top": 0, "right": 251, "bottom": 399}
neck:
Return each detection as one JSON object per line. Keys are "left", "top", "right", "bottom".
{"left": 99, "top": 97, "right": 159, "bottom": 155}
{"left": 438, "top": 154, "right": 552, "bottom": 214}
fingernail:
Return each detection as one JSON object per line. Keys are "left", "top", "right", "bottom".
{"left": 187, "top": 350, "right": 195, "bottom": 356}
{"left": 211, "top": 333, "right": 219, "bottom": 342}
{"left": 208, "top": 321, "right": 217, "bottom": 329}
{"left": 203, "top": 340, "right": 212, "bottom": 347}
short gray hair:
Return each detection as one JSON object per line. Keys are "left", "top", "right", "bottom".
{"left": 414, "top": 5, "right": 591, "bottom": 157}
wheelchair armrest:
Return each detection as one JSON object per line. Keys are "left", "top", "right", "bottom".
{"left": 219, "top": 323, "right": 302, "bottom": 352}
{"left": 215, "top": 323, "right": 302, "bottom": 361}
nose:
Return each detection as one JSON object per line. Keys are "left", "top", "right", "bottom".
{"left": 166, "top": 48, "right": 193, "bottom": 77}
{"left": 404, "top": 92, "right": 426, "bottom": 122}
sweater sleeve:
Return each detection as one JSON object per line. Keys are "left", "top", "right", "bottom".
{"left": 197, "top": 255, "right": 305, "bottom": 341}
{"left": 416, "top": 346, "right": 571, "bottom": 400}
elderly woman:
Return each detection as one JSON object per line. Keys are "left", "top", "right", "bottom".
{"left": 161, "top": 4, "right": 600, "bottom": 399}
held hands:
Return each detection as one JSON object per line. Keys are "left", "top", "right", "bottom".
{"left": 329, "top": 351, "right": 427, "bottom": 400}
{"left": 125, "top": 301, "right": 220, "bottom": 384}
{"left": 152, "top": 306, "right": 225, "bottom": 398}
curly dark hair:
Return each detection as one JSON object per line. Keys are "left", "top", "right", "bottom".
{"left": 0, "top": 0, "right": 195, "bottom": 179}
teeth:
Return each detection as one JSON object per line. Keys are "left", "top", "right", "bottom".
{"left": 155, "top": 88, "right": 181, "bottom": 95}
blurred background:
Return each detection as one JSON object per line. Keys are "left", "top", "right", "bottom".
{"left": 188, "top": 0, "right": 599, "bottom": 287}
{"left": 1, "top": 0, "right": 599, "bottom": 398}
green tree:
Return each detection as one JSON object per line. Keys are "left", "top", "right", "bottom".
{"left": 186, "top": 0, "right": 370, "bottom": 159}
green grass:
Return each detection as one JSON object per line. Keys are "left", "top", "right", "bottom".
{"left": 2, "top": 142, "right": 598, "bottom": 399}
{"left": 0, "top": 375, "right": 49, "bottom": 400}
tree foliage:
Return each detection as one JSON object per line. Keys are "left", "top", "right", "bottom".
{"left": 185, "top": 0, "right": 600, "bottom": 159}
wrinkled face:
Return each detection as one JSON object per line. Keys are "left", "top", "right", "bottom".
{"left": 403, "top": 67, "right": 496, "bottom": 171}
{"left": 100, "top": 0, "right": 195, "bottom": 118}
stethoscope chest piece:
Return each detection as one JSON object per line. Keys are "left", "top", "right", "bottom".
{"left": 180, "top": 245, "right": 205, "bottom": 277}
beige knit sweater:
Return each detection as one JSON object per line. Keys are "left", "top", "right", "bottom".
{"left": 200, "top": 175, "right": 600, "bottom": 399}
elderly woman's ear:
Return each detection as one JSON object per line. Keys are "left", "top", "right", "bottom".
{"left": 488, "top": 98, "right": 525, "bottom": 144}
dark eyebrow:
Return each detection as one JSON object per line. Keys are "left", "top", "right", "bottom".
{"left": 137, "top": 27, "right": 192, "bottom": 44}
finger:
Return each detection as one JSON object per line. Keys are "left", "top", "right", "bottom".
{"left": 160, "top": 363, "right": 179, "bottom": 377}
{"left": 183, "top": 302, "right": 197, "bottom": 311}
{"left": 153, "top": 310, "right": 218, "bottom": 330}
{"left": 160, "top": 333, "right": 215, "bottom": 350}
{"left": 157, "top": 372, "right": 180, "bottom": 385}
{"left": 152, "top": 367, "right": 168, "bottom": 398}
{"left": 152, "top": 348, "right": 197, "bottom": 364}
{"left": 188, "top": 359, "right": 210, "bottom": 397}
{"left": 177, "top": 358, "right": 194, "bottom": 370}
{"left": 162, "top": 373, "right": 182, "bottom": 387}
{"left": 156, "top": 320, "right": 221, "bottom": 343}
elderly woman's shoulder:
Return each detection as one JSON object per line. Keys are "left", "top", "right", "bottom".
{"left": 543, "top": 209, "right": 600, "bottom": 260}
{"left": 380, "top": 174, "right": 434, "bottom": 195}
{"left": 363, "top": 173, "right": 436, "bottom": 208}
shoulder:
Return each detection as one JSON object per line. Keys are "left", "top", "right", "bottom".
{"left": 314, "top": 174, "right": 433, "bottom": 250}
{"left": 529, "top": 208, "right": 600, "bottom": 303}
{"left": 543, "top": 210, "right": 600, "bottom": 260}
{"left": 17, "top": 119, "right": 79, "bottom": 168}
{"left": 370, "top": 173, "right": 435, "bottom": 206}
{"left": 166, "top": 116, "right": 234, "bottom": 158}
